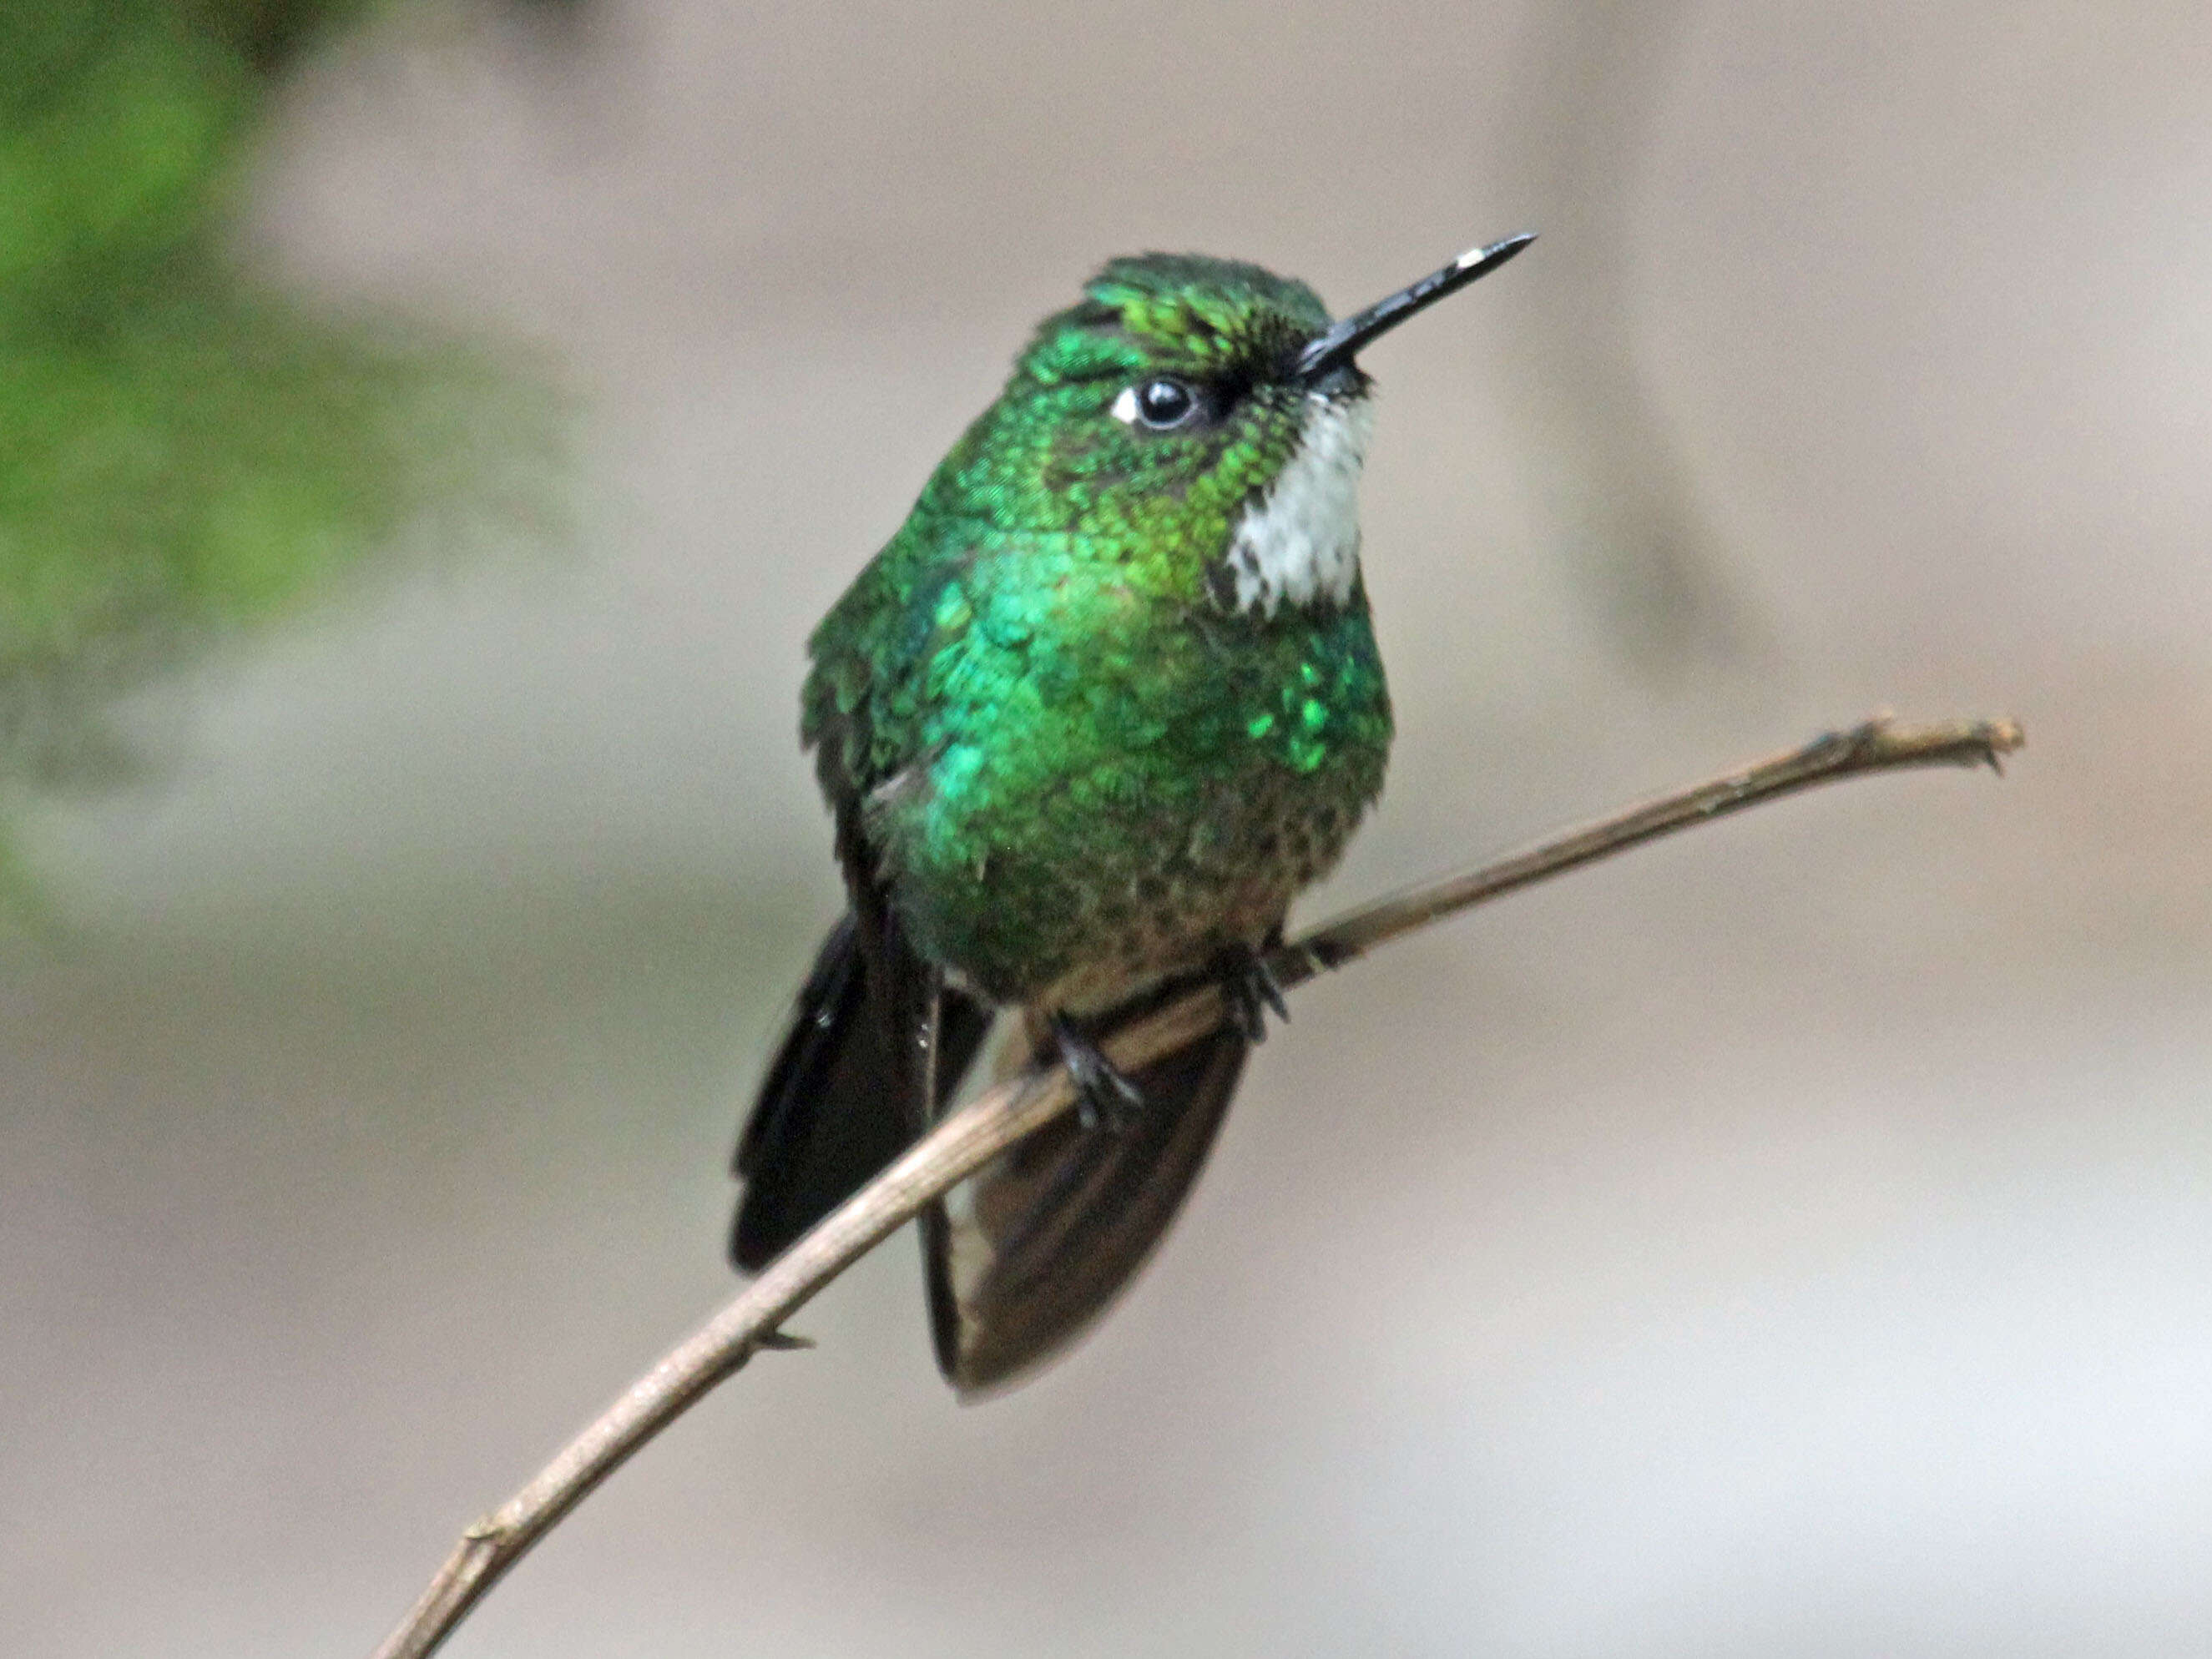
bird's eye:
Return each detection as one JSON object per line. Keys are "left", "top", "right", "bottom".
{"left": 1117, "top": 377, "right": 1199, "bottom": 430}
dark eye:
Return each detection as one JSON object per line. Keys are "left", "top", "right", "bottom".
{"left": 1131, "top": 376, "right": 1197, "bottom": 429}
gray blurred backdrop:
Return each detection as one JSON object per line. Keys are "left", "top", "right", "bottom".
{"left": 8, "top": 1, "right": 2212, "bottom": 1654}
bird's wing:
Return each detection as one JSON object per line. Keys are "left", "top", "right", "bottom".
{"left": 730, "top": 910, "right": 989, "bottom": 1268}
{"left": 730, "top": 532, "right": 990, "bottom": 1269}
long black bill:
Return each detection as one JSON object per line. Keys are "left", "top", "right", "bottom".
{"left": 1295, "top": 231, "right": 1536, "bottom": 385}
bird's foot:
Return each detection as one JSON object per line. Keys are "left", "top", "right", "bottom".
{"left": 1051, "top": 1014, "right": 1145, "bottom": 1132}
{"left": 1218, "top": 943, "right": 1290, "bottom": 1044}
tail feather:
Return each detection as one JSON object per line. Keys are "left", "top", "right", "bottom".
{"left": 731, "top": 914, "right": 987, "bottom": 1271}
{"left": 737, "top": 917, "right": 1254, "bottom": 1395}
{"left": 928, "top": 1019, "right": 1250, "bottom": 1394}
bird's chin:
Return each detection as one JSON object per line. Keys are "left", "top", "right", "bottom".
{"left": 1212, "top": 395, "right": 1373, "bottom": 618}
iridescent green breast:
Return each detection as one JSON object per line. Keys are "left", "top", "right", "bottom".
{"left": 812, "top": 527, "right": 1391, "bottom": 1008}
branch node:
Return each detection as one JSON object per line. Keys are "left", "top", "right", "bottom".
{"left": 1300, "top": 937, "right": 1356, "bottom": 974}
{"left": 1979, "top": 719, "right": 2023, "bottom": 774}
{"left": 1798, "top": 727, "right": 1855, "bottom": 765}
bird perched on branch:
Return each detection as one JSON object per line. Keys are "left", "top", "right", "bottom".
{"left": 731, "top": 233, "right": 1533, "bottom": 1394}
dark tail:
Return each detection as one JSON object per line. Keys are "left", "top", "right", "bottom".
{"left": 730, "top": 914, "right": 988, "bottom": 1270}
{"left": 927, "top": 1017, "right": 1250, "bottom": 1395}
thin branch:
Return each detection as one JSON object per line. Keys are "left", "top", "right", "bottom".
{"left": 370, "top": 714, "right": 2021, "bottom": 1659}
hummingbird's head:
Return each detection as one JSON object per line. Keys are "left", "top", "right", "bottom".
{"left": 927, "top": 236, "right": 1532, "bottom": 620}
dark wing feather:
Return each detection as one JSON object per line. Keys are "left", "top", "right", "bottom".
{"left": 730, "top": 915, "right": 892, "bottom": 1268}
{"left": 732, "top": 562, "right": 990, "bottom": 1274}
{"left": 929, "top": 1021, "right": 1250, "bottom": 1394}
{"left": 730, "top": 911, "right": 988, "bottom": 1269}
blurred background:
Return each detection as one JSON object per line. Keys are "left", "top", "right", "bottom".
{"left": 5, "top": 1, "right": 2209, "bottom": 1654}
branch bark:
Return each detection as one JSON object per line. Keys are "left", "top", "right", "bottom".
{"left": 371, "top": 714, "right": 2021, "bottom": 1659}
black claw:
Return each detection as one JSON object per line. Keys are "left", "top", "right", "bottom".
{"left": 1052, "top": 1015, "right": 1145, "bottom": 1131}
{"left": 1220, "top": 945, "right": 1290, "bottom": 1043}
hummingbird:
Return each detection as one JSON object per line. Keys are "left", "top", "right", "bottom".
{"left": 730, "top": 232, "right": 1534, "bottom": 1394}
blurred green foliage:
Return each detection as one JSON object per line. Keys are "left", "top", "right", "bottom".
{"left": 0, "top": 0, "right": 559, "bottom": 796}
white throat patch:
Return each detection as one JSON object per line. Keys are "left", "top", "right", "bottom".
{"left": 1217, "top": 396, "right": 1374, "bottom": 618}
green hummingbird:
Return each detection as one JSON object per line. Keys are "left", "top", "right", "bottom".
{"left": 730, "top": 233, "right": 1533, "bottom": 1394}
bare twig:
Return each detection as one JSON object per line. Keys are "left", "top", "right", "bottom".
{"left": 371, "top": 714, "right": 2021, "bottom": 1659}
